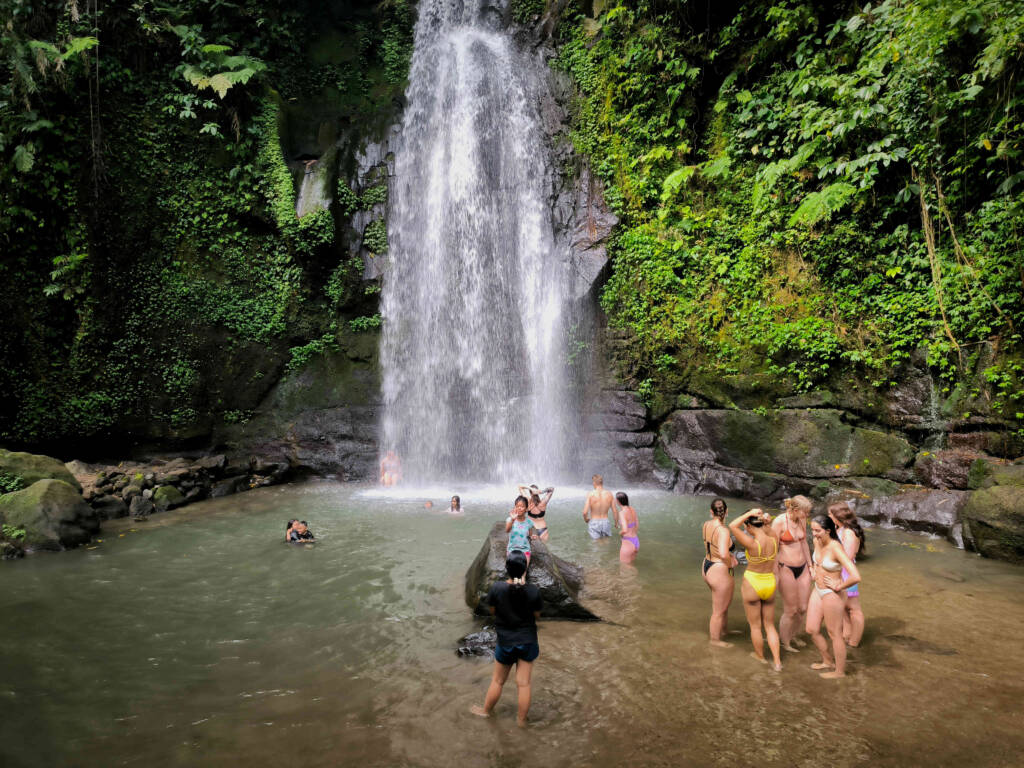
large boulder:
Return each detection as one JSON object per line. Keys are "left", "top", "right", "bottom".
{"left": 465, "top": 522, "right": 599, "bottom": 621}
{"left": 0, "top": 479, "right": 98, "bottom": 551}
{"left": 960, "top": 487, "right": 1024, "bottom": 563}
{"left": 913, "top": 449, "right": 983, "bottom": 489}
{"left": 152, "top": 485, "right": 186, "bottom": 511}
{"left": 0, "top": 449, "right": 81, "bottom": 492}
{"left": 840, "top": 488, "right": 970, "bottom": 542}
{"left": 660, "top": 408, "right": 915, "bottom": 479}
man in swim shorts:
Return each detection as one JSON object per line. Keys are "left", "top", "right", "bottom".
{"left": 582, "top": 474, "right": 615, "bottom": 539}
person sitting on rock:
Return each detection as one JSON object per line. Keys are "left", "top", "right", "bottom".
{"left": 288, "top": 520, "right": 315, "bottom": 542}
{"left": 471, "top": 550, "right": 543, "bottom": 726}
{"left": 506, "top": 496, "right": 545, "bottom": 564}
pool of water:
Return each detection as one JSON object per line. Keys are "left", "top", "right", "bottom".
{"left": 1, "top": 481, "right": 1022, "bottom": 767}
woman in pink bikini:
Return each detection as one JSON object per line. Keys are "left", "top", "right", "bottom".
{"left": 771, "top": 495, "right": 813, "bottom": 653}
{"left": 613, "top": 492, "right": 639, "bottom": 563}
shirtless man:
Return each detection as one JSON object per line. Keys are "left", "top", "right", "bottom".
{"left": 582, "top": 474, "right": 616, "bottom": 539}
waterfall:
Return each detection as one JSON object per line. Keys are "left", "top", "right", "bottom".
{"left": 379, "top": 0, "right": 576, "bottom": 483}
{"left": 295, "top": 160, "right": 332, "bottom": 219}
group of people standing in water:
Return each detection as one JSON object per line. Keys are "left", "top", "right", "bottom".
{"left": 702, "top": 495, "right": 865, "bottom": 677}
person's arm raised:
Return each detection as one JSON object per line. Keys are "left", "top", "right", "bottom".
{"left": 728, "top": 512, "right": 757, "bottom": 551}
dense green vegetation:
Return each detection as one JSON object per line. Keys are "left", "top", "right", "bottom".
{"left": 1, "top": 0, "right": 412, "bottom": 451}
{"left": 556, "top": 0, "right": 1024, "bottom": 433}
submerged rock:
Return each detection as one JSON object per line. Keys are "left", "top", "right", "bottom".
{"left": 0, "top": 479, "right": 98, "bottom": 551}
{"left": 465, "top": 522, "right": 599, "bottom": 621}
{"left": 456, "top": 626, "right": 497, "bottom": 657}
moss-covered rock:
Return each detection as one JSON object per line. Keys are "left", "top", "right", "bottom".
{"left": 152, "top": 485, "right": 186, "bottom": 512}
{"left": 968, "top": 457, "right": 1024, "bottom": 490}
{"left": 0, "top": 479, "right": 98, "bottom": 551}
{"left": 961, "top": 487, "right": 1024, "bottom": 563}
{"left": 660, "top": 408, "right": 914, "bottom": 479}
{"left": 0, "top": 449, "right": 82, "bottom": 492}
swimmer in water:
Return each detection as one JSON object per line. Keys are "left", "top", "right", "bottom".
{"left": 828, "top": 501, "right": 866, "bottom": 647}
{"left": 449, "top": 495, "right": 462, "bottom": 514}
{"left": 379, "top": 450, "right": 401, "bottom": 487}
{"left": 470, "top": 551, "right": 542, "bottom": 726}
{"left": 729, "top": 508, "right": 782, "bottom": 670}
{"left": 582, "top": 474, "right": 615, "bottom": 539}
{"left": 806, "top": 515, "right": 860, "bottom": 678}
{"left": 614, "top": 491, "right": 639, "bottom": 563}
{"left": 702, "top": 498, "right": 737, "bottom": 648}
{"left": 288, "top": 520, "right": 315, "bottom": 542}
{"left": 285, "top": 519, "right": 298, "bottom": 542}
{"left": 771, "top": 495, "right": 814, "bottom": 652}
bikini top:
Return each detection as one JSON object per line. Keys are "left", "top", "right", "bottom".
{"left": 745, "top": 535, "right": 778, "bottom": 565}
{"left": 814, "top": 547, "right": 842, "bottom": 572}
{"left": 778, "top": 515, "right": 802, "bottom": 543}
{"left": 527, "top": 509, "right": 545, "bottom": 519}
{"left": 703, "top": 521, "right": 729, "bottom": 560}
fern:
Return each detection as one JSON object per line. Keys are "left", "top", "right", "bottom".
{"left": 788, "top": 182, "right": 858, "bottom": 227}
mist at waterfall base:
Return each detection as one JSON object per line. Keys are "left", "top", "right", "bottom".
{"left": 379, "top": 0, "right": 580, "bottom": 485}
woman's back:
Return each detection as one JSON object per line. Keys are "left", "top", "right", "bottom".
{"left": 744, "top": 528, "right": 778, "bottom": 574}
{"left": 488, "top": 581, "right": 542, "bottom": 645}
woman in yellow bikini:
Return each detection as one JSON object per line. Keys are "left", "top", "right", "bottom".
{"left": 729, "top": 508, "right": 782, "bottom": 671}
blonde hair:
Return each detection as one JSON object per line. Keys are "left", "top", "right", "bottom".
{"left": 789, "top": 495, "right": 813, "bottom": 515}
{"left": 592, "top": 474, "right": 603, "bottom": 485}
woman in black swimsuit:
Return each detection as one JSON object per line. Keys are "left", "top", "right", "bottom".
{"left": 771, "top": 496, "right": 814, "bottom": 653}
{"left": 702, "top": 498, "right": 737, "bottom": 648}
{"left": 523, "top": 486, "right": 553, "bottom": 538}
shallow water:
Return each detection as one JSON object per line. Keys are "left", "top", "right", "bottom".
{"left": 1, "top": 482, "right": 1022, "bottom": 768}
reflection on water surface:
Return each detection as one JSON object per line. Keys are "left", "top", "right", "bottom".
{"left": 1, "top": 481, "right": 1022, "bottom": 768}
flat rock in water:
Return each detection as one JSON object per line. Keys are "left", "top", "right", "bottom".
{"left": 464, "top": 521, "right": 600, "bottom": 621}
{"left": 456, "top": 626, "right": 497, "bottom": 657}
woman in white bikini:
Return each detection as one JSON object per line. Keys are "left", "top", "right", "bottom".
{"left": 806, "top": 515, "right": 861, "bottom": 678}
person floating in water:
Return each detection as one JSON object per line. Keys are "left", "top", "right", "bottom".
{"left": 582, "top": 474, "right": 615, "bottom": 539}
{"left": 379, "top": 450, "right": 401, "bottom": 487}
{"left": 470, "top": 550, "right": 542, "bottom": 727}
{"left": 507, "top": 495, "right": 546, "bottom": 565}
{"left": 287, "top": 520, "right": 315, "bottom": 542}
{"left": 613, "top": 491, "right": 639, "bottom": 562}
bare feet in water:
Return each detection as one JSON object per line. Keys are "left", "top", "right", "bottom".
{"left": 709, "top": 640, "right": 732, "bottom": 648}
{"left": 792, "top": 637, "right": 808, "bottom": 648}
{"left": 820, "top": 670, "right": 846, "bottom": 679}
{"left": 470, "top": 705, "right": 490, "bottom": 718}
{"left": 773, "top": 662, "right": 783, "bottom": 672}
{"left": 811, "top": 661, "right": 834, "bottom": 670}
{"left": 782, "top": 643, "right": 800, "bottom": 653}
{"left": 517, "top": 717, "right": 528, "bottom": 728}
{"left": 750, "top": 652, "right": 767, "bottom": 664}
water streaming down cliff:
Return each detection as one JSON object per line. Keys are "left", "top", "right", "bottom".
{"left": 379, "top": 0, "right": 577, "bottom": 483}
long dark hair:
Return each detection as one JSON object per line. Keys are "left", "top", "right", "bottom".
{"left": 811, "top": 514, "right": 839, "bottom": 541}
{"left": 286, "top": 519, "right": 297, "bottom": 531}
{"left": 829, "top": 502, "right": 866, "bottom": 556}
{"left": 710, "top": 498, "right": 727, "bottom": 520}
{"left": 505, "top": 551, "right": 531, "bottom": 613}
{"left": 451, "top": 495, "right": 461, "bottom": 511}
{"left": 616, "top": 491, "right": 629, "bottom": 506}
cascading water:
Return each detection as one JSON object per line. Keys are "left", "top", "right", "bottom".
{"left": 379, "top": 0, "right": 577, "bottom": 483}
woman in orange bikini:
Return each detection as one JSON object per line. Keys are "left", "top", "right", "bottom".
{"left": 806, "top": 515, "right": 860, "bottom": 678}
{"left": 702, "top": 498, "right": 736, "bottom": 647}
{"left": 771, "top": 495, "right": 813, "bottom": 653}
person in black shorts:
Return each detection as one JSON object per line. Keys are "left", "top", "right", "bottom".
{"left": 471, "top": 551, "right": 542, "bottom": 726}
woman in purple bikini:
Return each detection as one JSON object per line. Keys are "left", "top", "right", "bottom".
{"left": 829, "top": 502, "right": 866, "bottom": 647}
{"left": 614, "top": 492, "right": 639, "bottom": 563}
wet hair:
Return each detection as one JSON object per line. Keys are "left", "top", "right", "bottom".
{"left": 789, "top": 495, "right": 813, "bottom": 515}
{"left": 592, "top": 474, "right": 603, "bottom": 485}
{"left": 615, "top": 491, "right": 629, "bottom": 506}
{"left": 710, "top": 498, "right": 727, "bottom": 519}
{"left": 745, "top": 510, "right": 765, "bottom": 527}
{"left": 300, "top": 520, "right": 308, "bottom": 527}
{"left": 505, "top": 551, "right": 532, "bottom": 614}
{"left": 531, "top": 494, "right": 541, "bottom": 505}
{"left": 828, "top": 501, "right": 866, "bottom": 555}
{"left": 506, "top": 551, "right": 527, "bottom": 580}
{"left": 451, "top": 495, "right": 461, "bottom": 510}
{"left": 811, "top": 515, "right": 839, "bottom": 541}
{"left": 286, "top": 519, "right": 297, "bottom": 531}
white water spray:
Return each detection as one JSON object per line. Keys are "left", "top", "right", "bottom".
{"left": 379, "top": 0, "right": 576, "bottom": 483}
